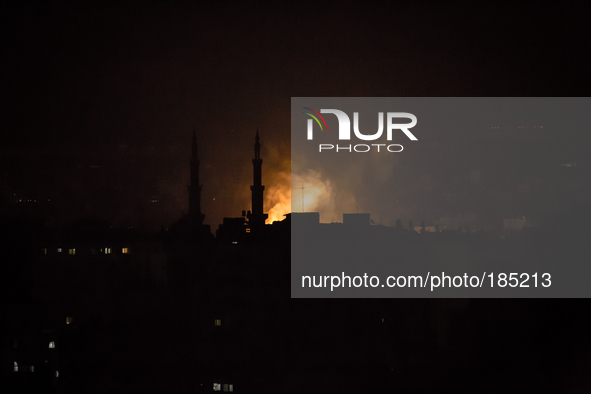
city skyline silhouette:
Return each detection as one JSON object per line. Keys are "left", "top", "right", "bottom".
{"left": 2, "top": 1, "right": 591, "bottom": 392}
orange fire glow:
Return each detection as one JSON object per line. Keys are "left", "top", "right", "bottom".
{"left": 265, "top": 165, "right": 337, "bottom": 224}
{"left": 266, "top": 170, "right": 291, "bottom": 224}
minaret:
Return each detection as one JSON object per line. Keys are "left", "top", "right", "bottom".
{"left": 248, "top": 129, "right": 268, "bottom": 226}
{"left": 188, "top": 130, "right": 205, "bottom": 224}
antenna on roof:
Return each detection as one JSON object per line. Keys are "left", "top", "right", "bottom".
{"left": 294, "top": 181, "right": 305, "bottom": 212}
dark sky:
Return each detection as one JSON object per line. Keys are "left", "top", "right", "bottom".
{"left": 1, "top": 1, "right": 590, "bottom": 229}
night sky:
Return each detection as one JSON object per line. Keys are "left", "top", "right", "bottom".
{"left": 2, "top": 1, "right": 590, "bottom": 230}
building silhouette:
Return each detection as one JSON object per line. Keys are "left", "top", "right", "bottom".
{"left": 247, "top": 129, "right": 268, "bottom": 228}
{"left": 217, "top": 130, "right": 270, "bottom": 242}
{"left": 168, "top": 132, "right": 211, "bottom": 237}
{"left": 166, "top": 131, "right": 213, "bottom": 287}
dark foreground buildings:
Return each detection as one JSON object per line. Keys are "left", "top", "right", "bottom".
{"left": 2, "top": 132, "right": 591, "bottom": 393}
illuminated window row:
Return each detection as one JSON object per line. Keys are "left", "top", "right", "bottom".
{"left": 48, "top": 247, "right": 130, "bottom": 254}
{"left": 213, "top": 383, "right": 234, "bottom": 392}
{"left": 13, "top": 362, "right": 35, "bottom": 373}
{"left": 13, "top": 362, "right": 57, "bottom": 377}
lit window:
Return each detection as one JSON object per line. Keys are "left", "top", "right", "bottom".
{"left": 246, "top": 228, "right": 250, "bottom": 233}
{"left": 49, "top": 341, "right": 55, "bottom": 349}
{"left": 105, "top": 248, "right": 111, "bottom": 254}
{"left": 215, "top": 319, "right": 222, "bottom": 326}
{"left": 66, "top": 316, "right": 73, "bottom": 325}
{"left": 14, "top": 362, "right": 18, "bottom": 372}
{"left": 42, "top": 248, "right": 47, "bottom": 254}
{"left": 69, "top": 248, "right": 75, "bottom": 255}
{"left": 214, "top": 383, "right": 221, "bottom": 391}
{"left": 55, "top": 370, "right": 59, "bottom": 378}
{"left": 30, "top": 366, "right": 34, "bottom": 372}
{"left": 229, "top": 384, "right": 234, "bottom": 392}
{"left": 57, "top": 248, "right": 62, "bottom": 253}
{"left": 232, "top": 241, "right": 237, "bottom": 245}
{"left": 122, "top": 248, "right": 128, "bottom": 254}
